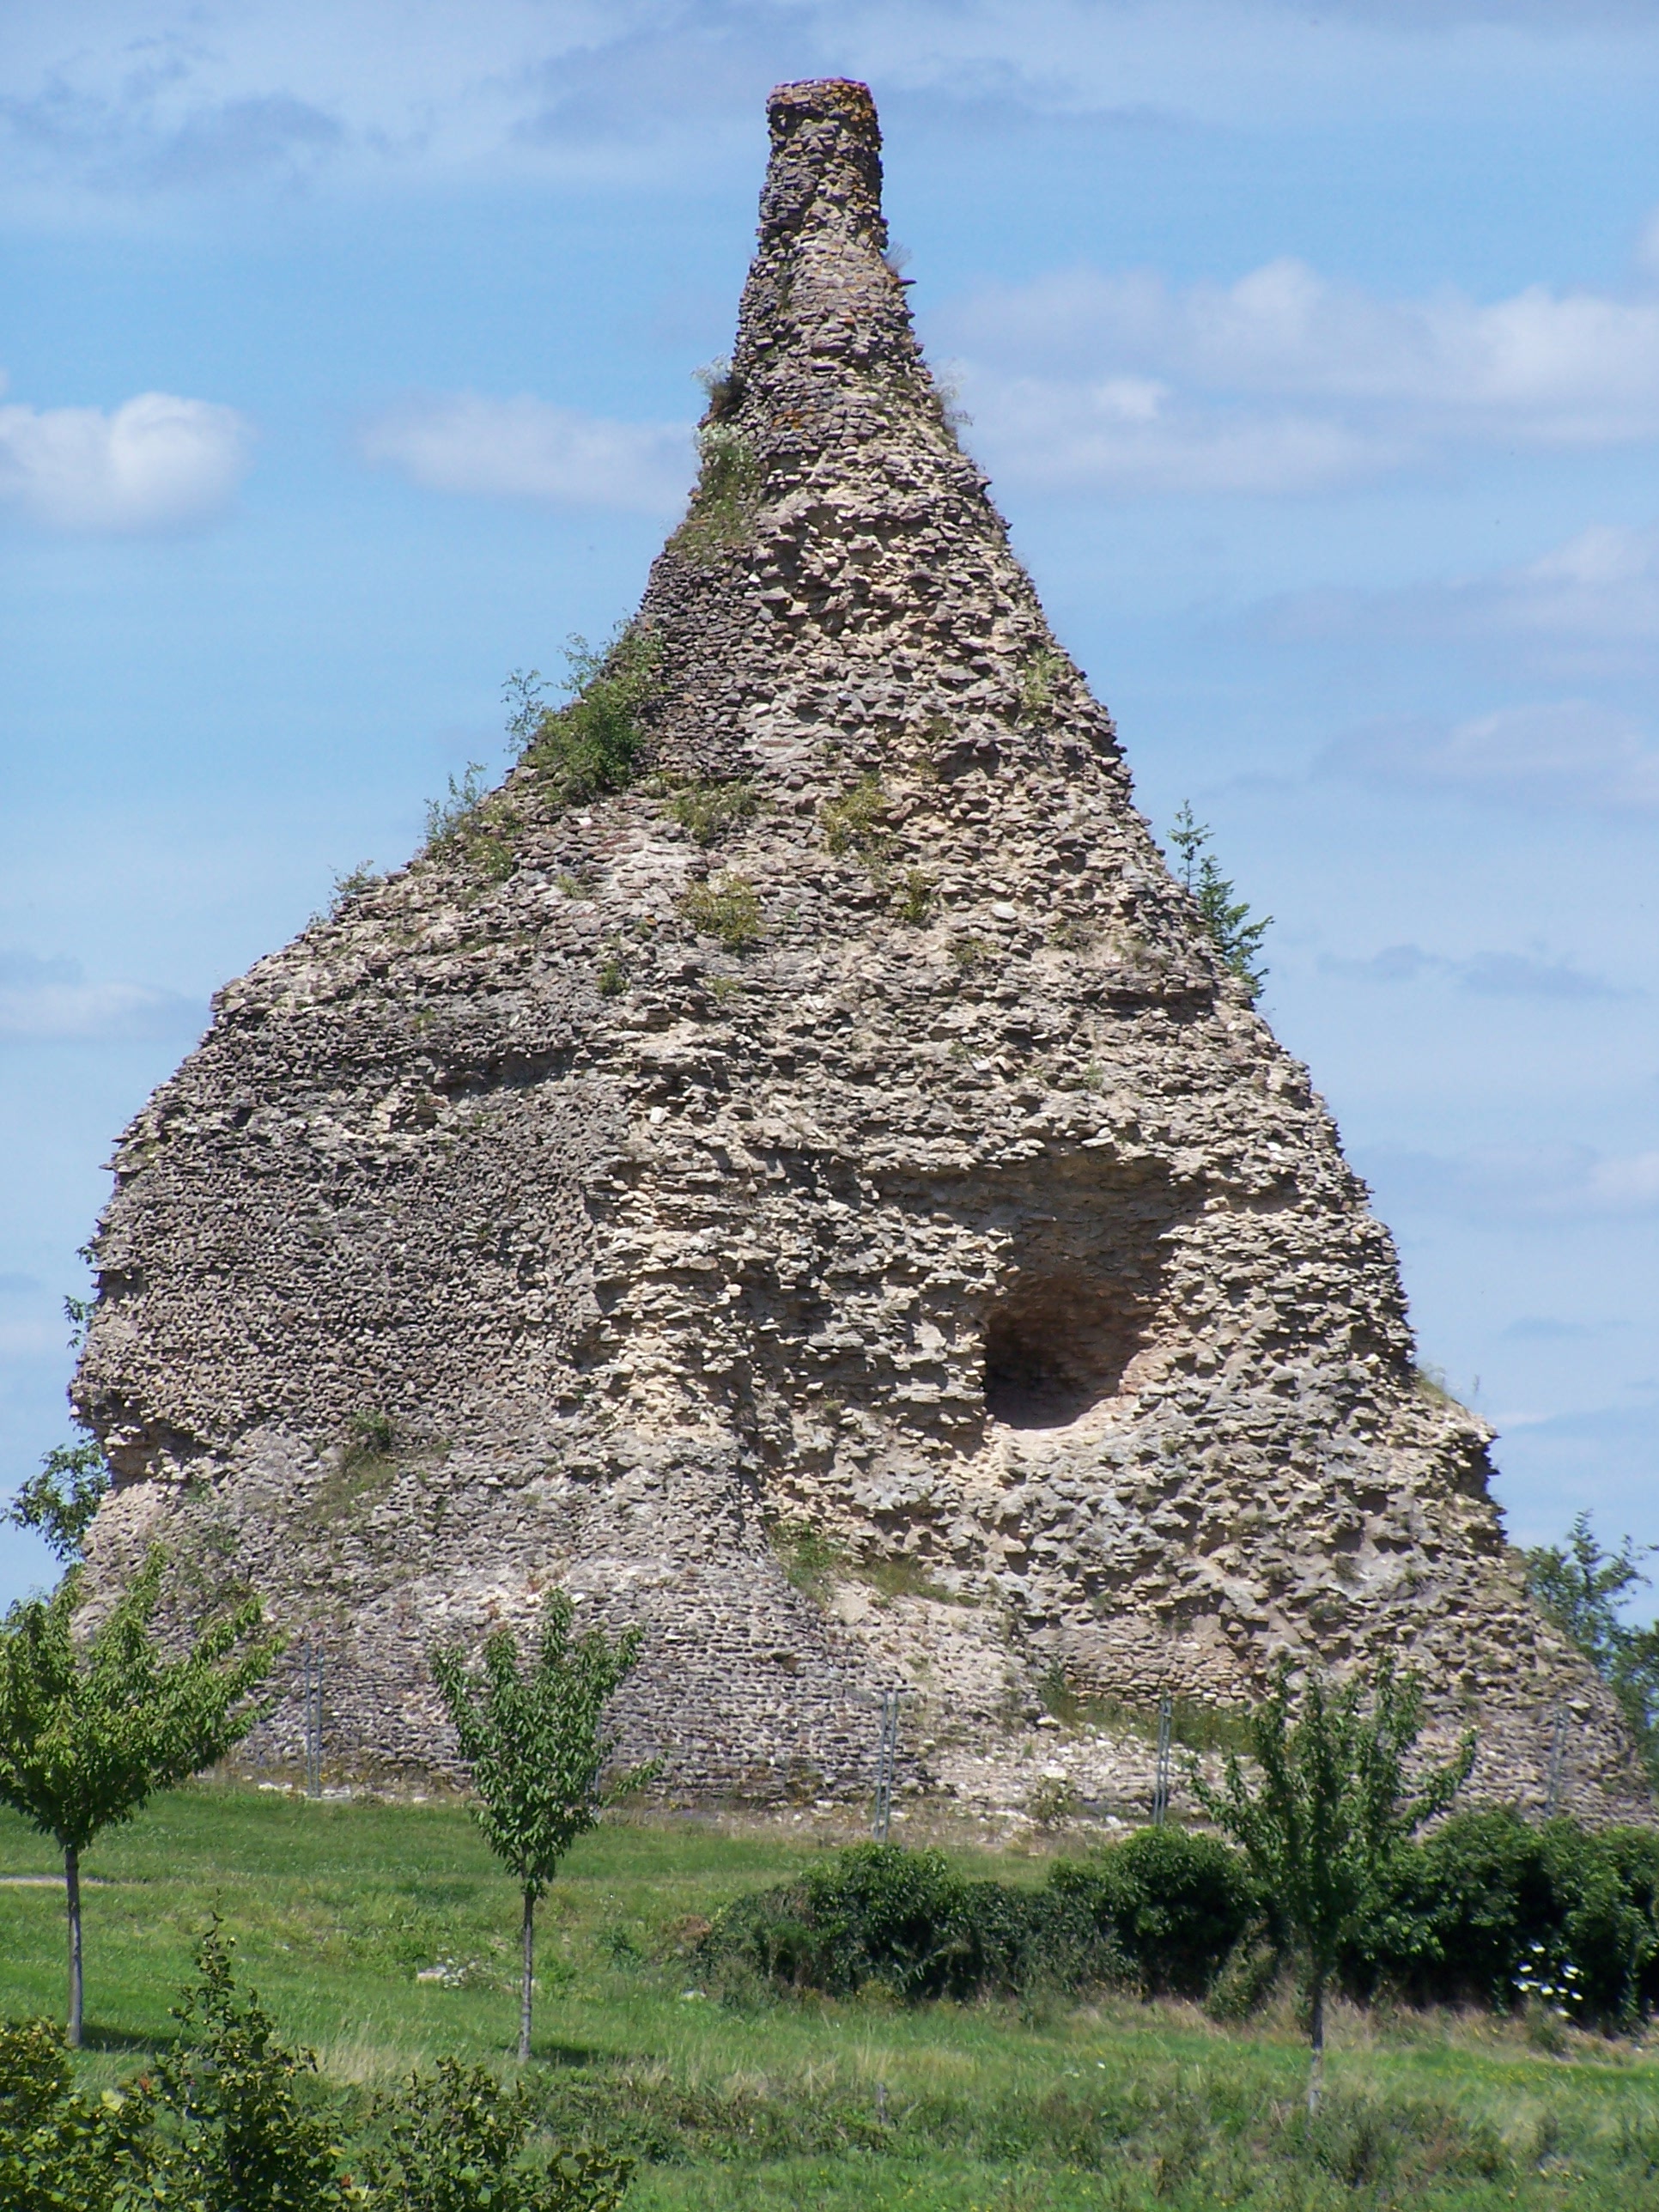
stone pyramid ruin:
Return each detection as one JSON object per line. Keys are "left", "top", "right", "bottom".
{"left": 76, "top": 79, "right": 1645, "bottom": 1820}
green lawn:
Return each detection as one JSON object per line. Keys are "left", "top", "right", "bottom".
{"left": 5, "top": 1788, "right": 1659, "bottom": 2208}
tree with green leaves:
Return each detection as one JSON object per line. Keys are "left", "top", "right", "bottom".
{"left": 431, "top": 1592, "right": 658, "bottom": 2061}
{"left": 0, "top": 1551, "right": 281, "bottom": 2045}
{"left": 1168, "top": 800, "right": 1272, "bottom": 1003}
{"left": 1526, "top": 1513, "right": 1659, "bottom": 1790}
{"left": 5, "top": 1428, "right": 112, "bottom": 1565}
{"left": 1193, "top": 1656, "right": 1475, "bottom": 2109}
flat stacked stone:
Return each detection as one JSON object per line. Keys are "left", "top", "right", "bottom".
{"left": 75, "top": 79, "right": 1647, "bottom": 1820}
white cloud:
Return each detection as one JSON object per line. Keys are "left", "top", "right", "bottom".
{"left": 0, "top": 384, "right": 252, "bottom": 532}
{"left": 939, "top": 251, "right": 1659, "bottom": 494}
{"left": 1321, "top": 700, "right": 1659, "bottom": 811}
{"left": 0, "top": 951, "right": 203, "bottom": 1041}
{"left": 956, "top": 369, "right": 1395, "bottom": 495}
{"left": 1364, "top": 1141, "right": 1659, "bottom": 1224}
{"left": 360, "top": 392, "right": 695, "bottom": 514}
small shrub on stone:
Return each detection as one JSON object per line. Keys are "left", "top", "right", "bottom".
{"left": 678, "top": 874, "right": 762, "bottom": 951}
{"left": 821, "top": 775, "right": 890, "bottom": 860}
{"left": 423, "top": 765, "right": 521, "bottom": 885}
{"left": 672, "top": 422, "right": 762, "bottom": 562}
{"left": 521, "top": 629, "right": 662, "bottom": 808}
{"left": 895, "top": 868, "right": 934, "bottom": 924}
{"left": 1016, "top": 646, "right": 1065, "bottom": 721}
{"left": 668, "top": 779, "right": 758, "bottom": 846}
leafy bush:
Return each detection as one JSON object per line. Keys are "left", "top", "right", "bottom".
{"left": 362, "top": 2057, "right": 633, "bottom": 2212}
{"left": 0, "top": 1929, "right": 634, "bottom": 2210}
{"left": 1352, "top": 1808, "right": 1659, "bottom": 2025}
{"left": 705, "top": 1816, "right": 1659, "bottom": 2027}
{"left": 521, "top": 629, "right": 661, "bottom": 809}
{"left": 702, "top": 1844, "right": 1108, "bottom": 2003}
{"left": 0, "top": 2016, "right": 153, "bottom": 2212}
{"left": 1050, "top": 1827, "right": 1260, "bottom": 1998}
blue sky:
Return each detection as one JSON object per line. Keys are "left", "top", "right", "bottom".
{"left": 3, "top": 0, "right": 1656, "bottom": 1608}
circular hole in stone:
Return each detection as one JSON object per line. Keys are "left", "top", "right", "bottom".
{"left": 982, "top": 1277, "right": 1141, "bottom": 1429}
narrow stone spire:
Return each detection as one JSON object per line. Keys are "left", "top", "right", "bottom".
{"left": 70, "top": 82, "right": 1649, "bottom": 1823}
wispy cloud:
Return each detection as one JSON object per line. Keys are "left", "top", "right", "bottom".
{"left": 1319, "top": 700, "right": 1659, "bottom": 812}
{"left": 3, "top": 73, "right": 343, "bottom": 192}
{"left": 0, "top": 383, "right": 252, "bottom": 533}
{"left": 9, "top": 3, "right": 1658, "bottom": 222}
{"left": 1262, "top": 523, "right": 1659, "bottom": 676}
{"left": 1365, "top": 1141, "right": 1659, "bottom": 1223}
{"left": 360, "top": 392, "right": 695, "bottom": 514}
{"left": 0, "top": 951, "right": 204, "bottom": 1042}
{"left": 1320, "top": 942, "right": 1631, "bottom": 1000}
{"left": 939, "top": 250, "right": 1659, "bottom": 494}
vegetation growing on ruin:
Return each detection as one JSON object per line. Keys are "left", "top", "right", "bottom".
{"left": 676, "top": 875, "right": 762, "bottom": 951}
{"left": 670, "top": 406, "right": 763, "bottom": 565}
{"left": 1015, "top": 645, "right": 1066, "bottom": 722}
{"left": 513, "top": 630, "right": 664, "bottom": 811}
{"left": 1168, "top": 801, "right": 1273, "bottom": 1003}
{"left": 665, "top": 780, "right": 758, "bottom": 847}
{"left": 423, "top": 763, "right": 522, "bottom": 884}
{"left": 820, "top": 774, "right": 891, "bottom": 862}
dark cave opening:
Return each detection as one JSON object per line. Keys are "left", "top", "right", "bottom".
{"left": 982, "top": 1277, "right": 1143, "bottom": 1429}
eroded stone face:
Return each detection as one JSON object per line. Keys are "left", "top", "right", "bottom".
{"left": 75, "top": 78, "right": 1648, "bottom": 1821}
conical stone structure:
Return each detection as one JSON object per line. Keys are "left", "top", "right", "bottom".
{"left": 77, "top": 81, "right": 1645, "bottom": 1820}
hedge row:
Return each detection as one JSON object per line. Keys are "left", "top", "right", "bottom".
{"left": 701, "top": 1811, "right": 1659, "bottom": 2025}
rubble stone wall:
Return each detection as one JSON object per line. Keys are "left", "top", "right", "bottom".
{"left": 75, "top": 78, "right": 1650, "bottom": 1826}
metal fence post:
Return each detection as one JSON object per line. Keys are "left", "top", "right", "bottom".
{"left": 872, "top": 1689, "right": 900, "bottom": 1842}
{"left": 304, "top": 1636, "right": 324, "bottom": 1799}
{"left": 1152, "top": 1689, "right": 1174, "bottom": 1826}
{"left": 1544, "top": 1705, "right": 1568, "bottom": 1819}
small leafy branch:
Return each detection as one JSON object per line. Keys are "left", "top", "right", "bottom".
{"left": 517, "top": 627, "right": 663, "bottom": 809}
{"left": 678, "top": 873, "right": 763, "bottom": 951}
{"left": 1168, "top": 801, "right": 1272, "bottom": 1004}
{"left": 328, "top": 860, "right": 383, "bottom": 915}
{"left": 5, "top": 1425, "right": 111, "bottom": 1564}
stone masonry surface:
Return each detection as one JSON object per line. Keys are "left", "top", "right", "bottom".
{"left": 75, "top": 79, "right": 1648, "bottom": 1823}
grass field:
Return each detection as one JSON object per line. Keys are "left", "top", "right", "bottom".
{"left": 5, "top": 1787, "right": 1659, "bottom": 2208}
